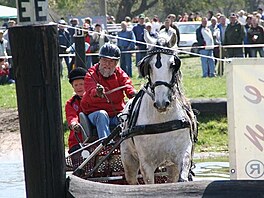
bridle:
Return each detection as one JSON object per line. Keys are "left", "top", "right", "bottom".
{"left": 138, "top": 48, "right": 181, "bottom": 100}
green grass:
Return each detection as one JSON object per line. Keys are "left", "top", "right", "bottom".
{"left": 195, "top": 115, "right": 228, "bottom": 152}
{"left": 0, "top": 56, "right": 228, "bottom": 152}
{"left": 0, "top": 83, "right": 17, "bottom": 108}
{"left": 181, "top": 56, "right": 226, "bottom": 98}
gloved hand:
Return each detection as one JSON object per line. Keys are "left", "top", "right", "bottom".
{"left": 130, "top": 91, "right": 137, "bottom": 98}
{"left": 70, "top": 122, "right": 81, "bottom": 133}
{"left": 96, "top": 84, "right": 105, "bottom": 98}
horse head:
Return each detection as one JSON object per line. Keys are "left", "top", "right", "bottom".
{"left": 139, "top": 32, "right": 181, "bottom": 112}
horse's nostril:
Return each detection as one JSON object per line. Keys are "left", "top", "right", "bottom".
{"left": 165, "top": 101, "right": 170, "bottom": 107}
{"left": 153, "top": 102, "right": 158, "bottom": 108}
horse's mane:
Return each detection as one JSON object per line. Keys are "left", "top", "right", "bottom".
{"left": 174, "top": 67, "right": 192, "bottom": 111}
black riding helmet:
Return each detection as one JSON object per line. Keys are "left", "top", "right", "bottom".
{"left": 99, "top": 43, "right": 121, "bottom": 60}
{"left": 68, "top": 67, "right": 87, "bottom": 84}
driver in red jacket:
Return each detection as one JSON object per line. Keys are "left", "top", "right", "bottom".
{"left": 81, "top": 43, "right": 136, "bottom": 139}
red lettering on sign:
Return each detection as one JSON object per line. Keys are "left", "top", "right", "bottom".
{"left": 259, "top": 78, "right": 264, "bottom": 83}
{"left": 244, "top": 124, "right": 264, "bottom": 152}
{"left": 244, "top": 85, "right": 264, "bottom": 104}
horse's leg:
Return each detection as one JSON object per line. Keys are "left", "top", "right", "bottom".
{"left": 178, "top": 148, "right": 193, "bottom": 182}
{"left": 121, "top": 141, "right": 140, "bottom": 185}
{"left": 166, "top": 164, "right": 179, "bottom": 183}
{"left": 122, "top": 155, "right": 139, "bottom": 185}
{"left": 140, "top": 163, "right": 155, "bottom": 184}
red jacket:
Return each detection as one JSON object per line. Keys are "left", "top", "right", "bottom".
{"left": 81, "top": 64, "right": 135, "bottom": 117}
{"left": 85, "top": 35, "right": 91, "bottom": 53}
{"left": 0, "top": 68, "right": 9, "bottom": 76}
{"left": 65, "top": 95, "right": 83, "bottom": 151}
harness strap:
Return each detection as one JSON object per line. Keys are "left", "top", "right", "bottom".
{"left": 127, "top": 89, "right": 145, "bottom": 129}
{"left": 122, "top": 119, "right": 190, "bottom": 138}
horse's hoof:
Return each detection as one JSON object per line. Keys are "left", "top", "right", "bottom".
{"left": 178, "top": 178, "right": 188, "bottom": 182}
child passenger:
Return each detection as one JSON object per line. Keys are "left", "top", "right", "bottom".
{"left": 65, "top": 67, "right": 87, "bottom": 154}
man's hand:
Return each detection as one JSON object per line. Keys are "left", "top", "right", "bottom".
{"left": 96, "top": 84, "right": 105, "bottom": 98}
{"left": 70, "top": 122, "right": 81, "bottom": 133}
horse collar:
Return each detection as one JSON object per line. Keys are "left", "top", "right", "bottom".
{"left": 147, "top": 48, "right": 174, "bottom": 56}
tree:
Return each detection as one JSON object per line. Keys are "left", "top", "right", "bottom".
{"left": 0, "top": 0, "right": 16, "bottom": 7}
{"left": 245, "top": 0, "right": 263, "bottom": 12}
{"left": 162, "top": 0, "right": 248, "bottom": 18}
{"left": 108, "top": 0, "right": 159, "bottom": 22}
{"left": 50, "top": 0, "right": 86, "bottom": 17}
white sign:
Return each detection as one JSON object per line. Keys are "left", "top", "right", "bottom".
{"left": 227, "top": 58, "right": 264, "bottom": 180}
{"left": 75, "top": 28, "right": 84, "bottom": 37}
{"left": 17, "top": 0, "right": 48, "bottom": 25}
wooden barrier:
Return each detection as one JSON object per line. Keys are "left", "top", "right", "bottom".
{"left": 67, "top": 175, "right": 264, "bottom": 198}
{"left": 190, "top": 98, "right": 227, "bottom": 116}
{"left": 9, "top": 25, "right": 65, "bottom": 198}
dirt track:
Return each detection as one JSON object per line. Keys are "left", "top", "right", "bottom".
{"left": 0, "top": 108, "right": 22, "bottom": 157}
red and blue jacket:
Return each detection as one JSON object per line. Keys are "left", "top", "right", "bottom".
{"left": 65, "top": 95, "right": 83, "bottom": 151}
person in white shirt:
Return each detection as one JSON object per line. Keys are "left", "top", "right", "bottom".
{"left": 237, "top": 10, "right": 247, "bottom": 25}
{"left": 196, "top": 17, "right": 215, "bottom": 77}
{"left": 0, "top": 30, "right": 7, "bottom": 57}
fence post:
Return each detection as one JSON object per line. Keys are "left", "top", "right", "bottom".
{"left": 74, "top": 28, "right": 86, "bottom": 69}
{"left": 218, "top": 44, "right": 224, "bottom": 76}
{"left": 8, "top": 24, "right": 66, "bottom": 198}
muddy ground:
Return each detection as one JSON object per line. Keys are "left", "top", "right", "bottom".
{"left": 0, "top": 108, "right": 22, "bottom": 157}
{"left": 0, "top": 108, "right": 228, "bottom": 160}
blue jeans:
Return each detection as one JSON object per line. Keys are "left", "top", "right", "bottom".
{"left": 135, "top": 45, "right": 146, "bottom": 66}
{"left": 59, "top": 56, "right": 70, "bottom": 76}
{"left": 250, "top": 47, "right": 264, "bottom": 57}
{"left": 86, "top": 56, "right": 92, "bottom": 69}
{"left": 88, "top": 110, "right": 120, "bottom": 139}
{"left": 120, "top": 51, "right": 132, "bottom": 77}
{"left": 199, "top": 49, "right": 215, "bottom": 77}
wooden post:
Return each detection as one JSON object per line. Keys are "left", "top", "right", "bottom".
{"left": 74, "top": 29, "right": 86, "bottom": 69}
{"left": 8, "top": 25, "right": 66, "bottom": 198}
{"left": 218, "top": 44, "right": 223, "bottom": 76}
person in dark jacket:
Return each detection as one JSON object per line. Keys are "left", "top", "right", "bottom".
{"left": 132, "top": 14, "right": 147, "bottom": 77}
{"left": 247, "top": 16, "right": 264, "bottom": 57}
{"left": 58, "top": 19, "right": 71, "bottom": 76}
{"left": 224, "top": 13, "right": 244, "bottom": 58}
{"left": 117, "top": 21, "right": 136, "bottom": 77}
{"left": 244, "top": 15, "right": 253, "bottom": 57}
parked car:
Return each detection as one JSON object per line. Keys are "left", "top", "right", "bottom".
{"left": 175, "top": 21, "right": 201, "bottom": 55}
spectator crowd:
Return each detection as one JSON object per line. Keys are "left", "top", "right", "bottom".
{"left": 1, "top": 7, "right": 264, "bottom": 82}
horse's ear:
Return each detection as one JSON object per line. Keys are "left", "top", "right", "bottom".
{"left": 173, "top": 55, "right": 181, "bottom": 72}
{"left": 138, "top": 56, "right": 151, "bottom": 77}
{"left": 168, "top": 32, "right": 177, "bottom": 48}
